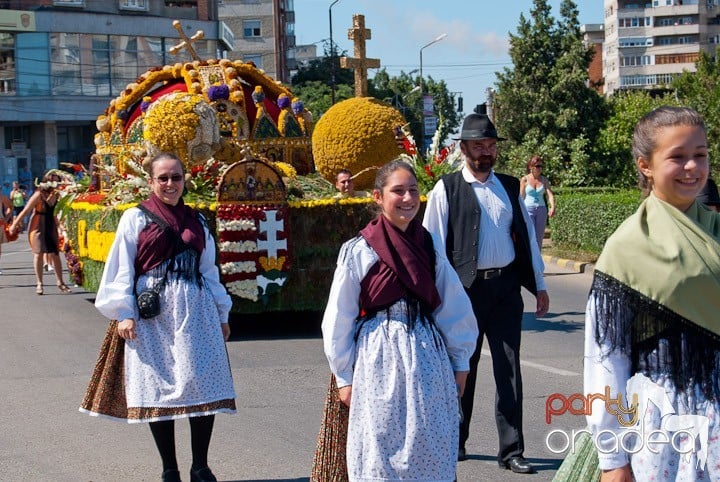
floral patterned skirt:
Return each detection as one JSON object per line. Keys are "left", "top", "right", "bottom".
{"left": 310, "top": 374, "right": 349, "bottom": 482}
{"left": 79, "top": 320, "right": 236, "bottom": 423}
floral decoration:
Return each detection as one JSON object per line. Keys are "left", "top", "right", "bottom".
{"left": 398, "top": 119, "right": 463, "bottom": 194}
{"left": 63, "top": 239, "right": 84, "bottom": 286}
{"left": 215, "top": 202, "right": 290, "bottom": 303}
{"left": 185, "top": 158, "right": 229, "bottom": 204}
{"left": 311, "top": 97, "right": 405, "bottom": 190}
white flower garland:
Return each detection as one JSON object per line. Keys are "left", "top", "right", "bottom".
{"left": 217, "top": 218, "right": 257, "bottom": 232}
{"left": 225, "top": 279, "right": 258, "bottom": 301}
{"left": 218, "top": 240, "right": 257, "bottom": 253}
{"left": 220, "top": 261, "right": 256, "bottom": 275}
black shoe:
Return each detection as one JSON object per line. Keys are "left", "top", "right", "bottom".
{"left": 190, "top": 466, "right": 217, "bottom": 482}
{"left": 457, "top": 447, "right": 467, "bottom": 461}
{"left": 499, "top": 456, "right": 535, "bottom": 474}
{"left": 161, "top": 469, "right": 182, "bottom": 482}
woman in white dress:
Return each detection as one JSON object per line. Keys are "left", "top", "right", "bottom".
{"left": 82, "top": 153, "right": 235, "bottom": 482}
{"left": 322, "top": 160, "right": 478, "bottom": 482}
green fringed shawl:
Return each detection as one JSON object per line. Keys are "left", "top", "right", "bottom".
{"left": 590, "top": 193, "right": 720, "bottom": 396}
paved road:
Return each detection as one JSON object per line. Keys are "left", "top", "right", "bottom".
{"left": 0, "top": 240, "right": 592, "bottom": 482}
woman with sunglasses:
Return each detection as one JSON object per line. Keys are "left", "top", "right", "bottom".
{"left": 520, "top": 155, "right": 556, "bottom": 250}
{"left": 82, "top": 152, "right": 235, "bottom": 482}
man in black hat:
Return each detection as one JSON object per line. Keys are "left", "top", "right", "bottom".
{"left": 423, "top": 112, "right": 549, "bottom": 474}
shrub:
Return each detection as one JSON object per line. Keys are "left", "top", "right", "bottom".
{"left": 550, "top": 188, "right": 643, "bottom": 254}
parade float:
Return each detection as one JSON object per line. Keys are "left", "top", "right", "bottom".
{"left": 60, "top": 16, "right": 448, "bottom": 315}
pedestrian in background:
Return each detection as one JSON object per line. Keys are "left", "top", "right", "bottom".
{"left": 0, "top": 191, "right": 12, "bottom": 274}
{"left": 423, "top": 113, "right": 549, "bottom": 474}
{"left": 321, "top": 159, "right": 477, "bottom": 481}
{"left": 9, "top": 181, "right": 27, "bottom": 229}
{"left": 585, "top": 106, "right": 720, "bottom": 481}
{"left": 9, "top": 171, "right": 71, "bottom": 294}
{"left": 520, "top": 155, "right": 555, "bottom": 250}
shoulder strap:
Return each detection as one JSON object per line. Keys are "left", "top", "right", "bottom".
{"left": 423, "top": 230, "right": 436, "bottom": 282}
{"left": 136, "top": 204, "right": 170, "bottom": 231}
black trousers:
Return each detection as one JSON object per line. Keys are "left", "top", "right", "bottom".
{"left": 459, "top": 268, "right": 525, "bottom": 463}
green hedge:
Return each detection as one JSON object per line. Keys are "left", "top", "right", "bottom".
{"left": 550, "top": 188, "right": 643, "bottom": 254}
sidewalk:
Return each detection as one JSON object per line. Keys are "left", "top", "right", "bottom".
{"left": 541, "top": 237, "right": 595, "bottom": 275}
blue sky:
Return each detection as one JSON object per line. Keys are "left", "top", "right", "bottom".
{"left": 293, "top": 0, "right": 604, "bottom": 118}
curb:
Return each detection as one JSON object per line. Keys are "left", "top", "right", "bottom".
{"left": 542, "top": 254, "right": 595, "bottom": 275}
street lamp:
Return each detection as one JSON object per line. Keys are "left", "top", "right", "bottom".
{"left": 329, "top": 0, "right": 343, "bottom": 105}
{"left": 419, "top": 33, "right": 447, "bottom": 151}
{"left": 419, "top": 33, "right": 446, "bottom": 94}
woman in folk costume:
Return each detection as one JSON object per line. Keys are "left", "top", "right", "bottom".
{"left": 321, "top": 159, "right": 478, "bottom": 482}
{"left": 81, "top": 153, "right": 235, "bottom": 482}
{"left": 585, "top": 107, "right": 720, "bottom": 482}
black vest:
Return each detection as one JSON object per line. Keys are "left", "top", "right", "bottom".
{"left": 441, "top": 171, "right": 537, "bottom": 294}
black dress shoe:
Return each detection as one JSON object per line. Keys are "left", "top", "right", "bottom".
{"left": 457, "top": 447, "right": 467, "bottom": 461}
{"left": 161, "top": 469, "right": 182, "bottom": 482}
{"left": 499, "top": 456, "right": 535, "bottom": 474}
{"left": 190, "top": 466, "right": 217, "bottom": 482}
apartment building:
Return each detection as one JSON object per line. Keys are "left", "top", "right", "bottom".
{"left": 581, "top": 23, "right": 605, "bottom": 93}
{"left": 219, "top": 0, "right": 294, "bottom": 84}
{"left": 0, "top": 0, "right": 231, "bottom": 191}
{"left": 603, "top": 0, "right": 720, "bottom": 95}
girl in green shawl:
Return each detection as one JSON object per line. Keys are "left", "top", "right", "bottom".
{"left": 585, "top": 107, "right": 720, "bottom": 482}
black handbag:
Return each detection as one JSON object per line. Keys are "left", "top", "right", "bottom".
{"left": 137, "top": 285, "right": 163, "bottom": 319}
{"left": 134, "top": 205, "right": 173, "bottom": 319}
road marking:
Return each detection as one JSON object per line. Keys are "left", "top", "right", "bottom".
{"left": 481, "top": 349, "right": 579, "bottom": 376}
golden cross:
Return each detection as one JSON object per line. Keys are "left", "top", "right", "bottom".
{"left": 169, "top": 20, "right": 204, "bottom": 61}
{"left": 340, "top": 14, "right": 380, "bottom": 97}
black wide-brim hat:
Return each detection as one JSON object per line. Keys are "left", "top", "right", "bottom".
{"left": 454, "top": 113, "right": 506, "bottom": 141}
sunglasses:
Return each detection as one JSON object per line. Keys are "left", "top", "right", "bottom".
{"left": 534, "top": 165, "right": 544, "bottom": 169}
{"left": 154, "top": 174, "right": 184, "bottom": 183}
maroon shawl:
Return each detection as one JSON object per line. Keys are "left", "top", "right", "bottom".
{"left": 359, "top": 216, "right": 441, "bottom": 314}
{"left": 134, "top": 193, "right": 205, "bottom": 275}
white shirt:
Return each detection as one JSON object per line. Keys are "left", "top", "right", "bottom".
{"left": 584, "top": 296, "right": 632, "bottom": 470}
{"left": 423, "top": 167, "right": 546, "bottom": 291}
{"left": 321, "top": 234, "right": 479, "bottom": 388}
{"left": 95, "top": 207, "right": 232, "bottom": 323}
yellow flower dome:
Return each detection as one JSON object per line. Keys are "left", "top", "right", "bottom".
{"left": 312, "top": 97, "right": 405, "bottom": 189}
{"left": 143, "top": 92, "right": 221, "bottom": 169}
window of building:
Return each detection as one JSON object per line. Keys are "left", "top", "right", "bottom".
{"left": 119, "top": 0, "right": 149, "bottom": 11}
{"left": 0, "top": 33, "right": 15, "bottom": 95}
{"left": 53, "top": 0, "right": 84, "bottom": 5}
{"left": 619, "top": 37, "right": 653, "bottom": 47}
{"left": 656, "top": 53, "right": 699, "bottom": 63}
{"left": 244, "top": 53, "right": 263, "bottom": 69}
{"left": 621, "top": 55, "right": 652, "bottom": 66}
{"left": 619, "top": 17, "right": 652, "bottom": 27}
{"left": 244, "top": 20, "right": 262, "bottom": 38}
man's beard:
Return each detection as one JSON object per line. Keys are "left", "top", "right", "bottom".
{"left": 465, "top": 153, "right": 495, "bottom": 175}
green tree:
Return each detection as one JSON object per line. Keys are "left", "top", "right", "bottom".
{"left": 290, "top": 42, "right": 354, "bottom": 118}
{"left": 595, "top": 90, "right": 679, "bottom": 188}
{"left": 290, "top": 81, "right": 353, "bottom": 120}
{"left": 493, "top": 0, "right": 607, "bottom": 186}
{"left": 672, "top": 50, "right": 720, "bottom": 178}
